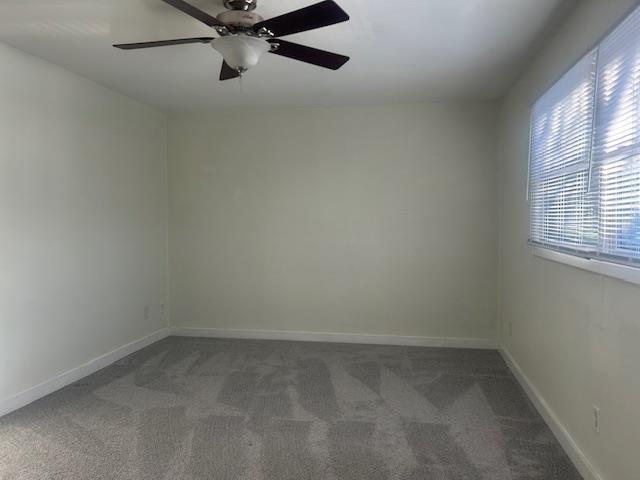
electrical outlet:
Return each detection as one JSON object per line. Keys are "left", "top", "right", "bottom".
{"left": 593, "top": 405, "right": 600, "bottom": 433}
{"left": 144, "top": 305, "right": 150, "bottom": 320}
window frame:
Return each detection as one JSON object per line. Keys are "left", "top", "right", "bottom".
{"left": 532, "top": 246, "right": 640, "bottom": 286}
{"left": 527, "top": 1, "right": 640, "bottom": 286}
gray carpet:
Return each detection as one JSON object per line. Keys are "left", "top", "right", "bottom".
{"left": 0, "top": 337, "right": 582, "bottom": 479}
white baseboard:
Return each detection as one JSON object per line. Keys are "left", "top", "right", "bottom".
{"left": 0, "top": 327, "right": 171, "bottom": 418}
{"left": 499, "top": 346, "right": 604, "bottom": 480}
{"left": 171, "top": 327, "right": 496, "bottom": 349}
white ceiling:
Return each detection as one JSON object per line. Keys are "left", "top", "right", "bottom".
{"left": 0, "top": 0, "right": 566, "bottom": 112}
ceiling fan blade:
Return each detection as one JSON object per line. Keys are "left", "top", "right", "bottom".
{"left": 161, "top": 0, "right": 223, "bottom": 27}
{"left": 268, "top": 39, "right": 349, "bottom": 70}
{"left": 253, "top": 0, "right": 349, "bottom": 37}
{"left": 220, "top": 61, "right": 240, "bottom": 81}
{"left": 114, "top": 37, "right": 214, "bottom": 50}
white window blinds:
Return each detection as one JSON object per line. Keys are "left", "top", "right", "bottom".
{"left": 592, "top": 7, "right": 640, "bottom": 262}
{"left": 529, "top": 50, "right": 598, "bottom": 252}
{"left": 529, "top": 4, "right": 640, "bottom": 267}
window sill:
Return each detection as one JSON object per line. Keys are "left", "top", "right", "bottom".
{"left": 532, "top": 246, "right": 640, "bottom": 286}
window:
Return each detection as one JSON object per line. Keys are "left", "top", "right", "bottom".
{"left": 529, "top": 4, "right": 640, "bottom": 271}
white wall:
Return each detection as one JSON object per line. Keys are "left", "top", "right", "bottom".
{"left": 497, "top": 1, "right": 640, "bottom": 479}
{"left": 0, "top": 43, "right": 169, "bottom": 405}
{"left": 168, "top": 103, "right": 498, "bottom": 342}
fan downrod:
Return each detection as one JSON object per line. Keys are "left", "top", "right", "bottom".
{"left": 224, "top": 0, "right": 257, "bottom": 11}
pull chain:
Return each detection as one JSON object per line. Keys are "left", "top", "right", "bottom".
{"left": 236, "top": 67, "right": 246, "bottom": 93}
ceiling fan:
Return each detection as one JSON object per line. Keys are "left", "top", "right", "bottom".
{"left": 114, "top": 0, "right": 350, "bottom": 80}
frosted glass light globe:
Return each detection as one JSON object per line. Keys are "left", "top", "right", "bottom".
{"left": 211, "top": 36, "right": 270, "bottom": 71}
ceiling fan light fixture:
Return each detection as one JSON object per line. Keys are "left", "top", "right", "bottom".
{"left": 211, "top": 36, "right": 270, "bottom": 72}
{"left": 114, "top": 0, "right": 351, "bottom": 81}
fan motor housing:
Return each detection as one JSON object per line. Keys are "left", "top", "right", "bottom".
{"left": 217, "top": 10, "right": 264, "bottom": 28}
{"left": 224, "top": 0, "right": 258, "bottom": 11}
